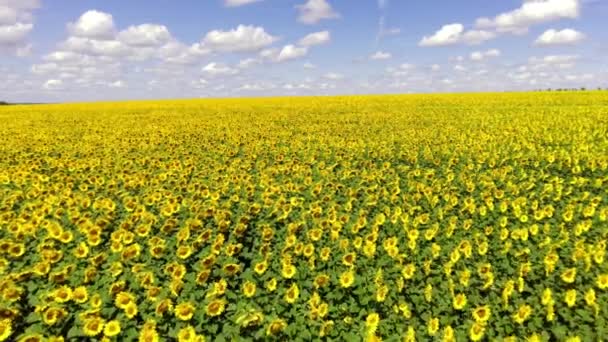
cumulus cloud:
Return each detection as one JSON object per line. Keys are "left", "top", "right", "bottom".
{"left": 370, "top": 51, "right": 391, "bottom": 60}
{"left": 323, "top": 72, "right": 343, "bottom": 80}
{"left": 298, "top": 30, "right": 330, "bottom": 46}
{"left": 117, "top": 24, "right": 172, "bottom": 47}
{"left": 475, "top": 0, "right": 580, "bottom": 33}
{"left": 68, "top": 10, "right": 116, "bottom": 40}
{"left": 296, "top": 0, "right": 340, "bottom": 25}
{"left": 260, "top": 44, "right": 308, "bottom": 62}
{"left": 202, "top": 62, "right": 239, "bottom": 76}
{"left": 419, "top": 23, "right": 496, "bottom": 46}
{"left": 0, "top": 0, "right": 39, "bottom": 55}
{"left": 224, "top": 0, "right": 263, "bottom": 7}
{"left": 43, "top": 79, "right": 64, "bottom": 90}
{"left": 470, "top": 48, "right": 501, "bottom": 61}
{"left": 202, "top": 25, "right": 278, "bottom": 52}
{"left": 534, "top": 28, "right": 585, "bottom": 45}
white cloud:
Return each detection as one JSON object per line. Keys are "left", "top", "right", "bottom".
{"left": 298, "top": 30, "right": 330, "bottom": 46}
{"left": 117, "top": 24, "right": 172, "bottom": 47}
{"left": 61, "top": 36, "right": 130, "bottom": 57}
{"left": 0, "top": 22, "right": 32, "bottom": 44}
{"left": 370, "top": 51, "right": 392, "bottom": 60}
{"left": 475, "top": 0, "right": 580, "bottom": 33}
{"left": 202, "top": 62, "right": 239, "bottom": 76}
{"left": 534, "top": 28, "right": 585, "bottom": 45}
{"left": 296, "top": 0, "right": 340, "bottom": 25}
{"left": 202, "top": 25, "right": 278, "bottom": 52}
{"left": 303, "top": 62, "right": 316, "bottom": 69}
{"left": 470, "top": 48, "right": 501, "bottom": 61}
{"left": 261, "top": 44, "right": 308, "bottom": 62}
{"left": 431, "top": 64, "right": 441, "bottom": 71}
{"left": 323, "top": 72, "right": 343, "bottom": 80}
{"left": 224, "top": 0, "right": 263, "bottom": 7}
{"left": 43, "top": 79, "right": 63, "bottom": 90}
{"left": 276, "top": 44, "right": 308, "bottom": 62}
{"left": 68, "top": 10, "right": 116, "bottom": 40}
{"left": 237, "top": 58, "right": 260, "bottom": 69}
{"left": 0, "top": 0, "right": 39, "bottom": 55}
{"left": 419, "top": 23, "right": 496, "bottom": 46}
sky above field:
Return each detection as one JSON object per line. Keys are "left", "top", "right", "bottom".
{"left": 1, "top": 0, "right": 607, "bottom": 102}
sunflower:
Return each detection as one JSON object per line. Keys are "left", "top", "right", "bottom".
{"left": 266, "top": 278, "right": 278, "bottom": 292}
{"left": 472, "top": 305, "right": 491, "bottom": 323}
{"left": 154, "top": 299, "right": 173, "bottom": 316}
{"left": 597, "top": 274, "right": 608, "bottom": 289}
{"left": 138, "top": 325, "right": 159, "bottom": 342}
{"left": 175, "top": 302, "right": 196, "bottom": 321}
{"left": 266, "top": 318, "right": 287, "bottom": 336}
{"left": 115, "top": 292, "right": 135, "bottom": 309}
{"left": 314, "top": 274, "right": 330, "bottom": 288}
{"left": 241, "top": 280, "right": 257, "bottom": 298}
{"left": 339, "top": 270, "right": 355, "bottom": 288}
{"left": 0, "top": 319, "right": 12, "bottom": 342}
{"left": 54, "top": 285, "right": 72, "bottom": 303}
{"left": 365, "top": 312, "right": 380, "bottom": 334}
{"left": 469, "top": 322, "right": 485, "bottom": 341}
{"left": 281, "top": 264, "right": 296, "bottom": 279}
{"left": 453, "top": 293, "right": 467, "bottom": 310}
{"left": 42, "top": 307, "right": 66, "bottom": 326}
{"left": 17, "top": 334, "right": 44, "bottom": 342}
{"left": 83, "top": 317, "right": 105, "bottom": 337}
{"left": 254, "top": 260, "right": 268, "bottom": 275}
{"left": 565, "top": 289, "right": 577, "bottom": 308}
{"left": 125, "top": 302, "right": 139, "bottom": 319}
{"left": 427, "top": 317, "right": 439, "bottom": 336}
{"left": 104, "top": 320, "right": 121, "bottom": 337}
{"left": 513, "top": 304, "right": 532, "bottom": 324}
{"left": 205, "top": 299, "right": 226, "bottom": 317}
{"left": 401, "top": 264, "right": 415, "bottom": 280}
{"left": 342, "top": 252, "right": 356, "bottom": 267}
{"left": 284, "top": 283, "right": 300, "bottom": 304}
{"left": 177, "top": 325, "right": 197, "bottom": 342}
{"left": 584, "top": 288, "right": 596, "bottom": 306}
{"left": 442, "top": 326, "right": 455, "bottom": 342}
{"left": 561, "top": 268, "right": 577, "bottom": 284}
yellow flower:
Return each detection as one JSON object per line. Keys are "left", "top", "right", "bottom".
{"left": 177, "top": 325, "right": 197, "bottom": 342}
{"left": 442, "top": 326, "right": 455, "bottom": 342}
{"left": 281, "top": 264, "right": 296, "bottom": 279}
{"left": 242, "top": 281, "right": 256, "bottom": 298}
{"left": 513, "top": 304, "right": 532, "bottom": 324}
{"left": 205, "top": 299, "right": 226, "bottom": 317}
{"left": 584, "top": 288, "right": 596, "bottom": 306}
{"left": 453, "top": 293, "right": 467, "bottom": 310}
{"left": 83, "top": 317, "right": 105, "bottom": 337}
{"left": 597, "top": 274, "right": 608, "bottom": 289}
{"left": 266, "top": 318, "right": 287, "bottom": 336}
{"left": 469, "top": 322, "right": 485, "bottom": 341}
{"left": 472, "top": 305, "right": 491, "bottom": 323}
{"left": 339, "top": 270, "right": 355, "bottom": 288}
{"left": 561, "top": 268, "right": 577, "bottom": 284}
{"left": 402, "top": 264, "right": 415, "bottom": 280}
{"left": 365, "top": 312, "right": 380, "bottom": 334}
{"left": 427, "top": 317, "right": 439, "bottom": 336}
{"left": 254, "top": 260, "right": 268, "bottom": 275}
{"left": 72, "top": 286, "right": 89, "bottom": 304}
{"left": 104, "top": 320, "right": 121, "bottom": 337}
{"left": 175, "top": 302, "right": 196, "bottom": 321}
{"left": 17, "top": 334, "right": 44, "bottom": 342}
{"left": 125, "top": 302, "right": 139, "bottom": 319}
{"left": 54, "top": 285, "right": 72, "bottom": 303}
{"left": 115, "top": 291, "right": 135, "bottom": 309}
{"left": 565, "top": 289, "right": 577, "bottom": 308}
{"left": 285, "top": 283, "right": 300, "bottom": 304}
{"left": 266, "top": 278, "right": 278, "bottom": 292}
{"left": 0, "top": 319, "right": 12, "bottom": 342}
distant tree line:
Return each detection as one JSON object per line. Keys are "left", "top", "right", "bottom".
{"left": 534, "top": 87, "right": 606, "bottom": 92}
{"left": 0, "top": 101, "right": 9, "bottom": 105}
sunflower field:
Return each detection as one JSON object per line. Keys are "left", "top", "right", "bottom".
{"left": 0, "top": 92, "right": 607, "bottom": 341}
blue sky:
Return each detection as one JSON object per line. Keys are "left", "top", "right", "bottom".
{"left": 1, "top": 0, "right": 607, "bottom": 102}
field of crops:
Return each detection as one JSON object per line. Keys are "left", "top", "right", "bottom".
{"left": 0, "top": 92, "right": 607, "bottom": 341}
